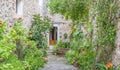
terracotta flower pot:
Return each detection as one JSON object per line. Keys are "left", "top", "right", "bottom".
{"left": 57, "top": 48, "right": 69, "bottom": 55}
{"left": 73, "top": 61, "right": 79, "bottom": 67}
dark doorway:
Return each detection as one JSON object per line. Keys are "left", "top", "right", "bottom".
{"left": 49, "top": 27, "right": 57, "bottom": 45}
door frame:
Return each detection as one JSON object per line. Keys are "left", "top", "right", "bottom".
{"left": 48, "top": 24, "right": 60, "bottom": 46}
{"left": 49, "top": 27, "right": 57, "bottom": 45}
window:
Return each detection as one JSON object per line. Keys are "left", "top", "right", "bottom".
{"left": 16, "top": 0, "right": 23, "bottom": 15}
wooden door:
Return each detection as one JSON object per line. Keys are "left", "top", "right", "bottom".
{"left": 49, "top": 27, "right": 57, "bottom": 45}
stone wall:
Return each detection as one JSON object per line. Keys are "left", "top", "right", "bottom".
{"left": 0, "top": 0, "right": 41, "bottom": 31}
{"left": 48, "top": 14, "right": 72, "bottom": 41}
{"left": 23, "top": 0, "right": 40, "bottom": 31}
{"left": 59, "top": 22, "right": 71, "bottom": 41}
{"left": 0, "top": 0, "right": 16, "bottom": 25}
{"left": 112, "top": 18, "right": 120, "bottom": 66}
{"left": 112, "top": 0, "right": 120, "bottom": 66}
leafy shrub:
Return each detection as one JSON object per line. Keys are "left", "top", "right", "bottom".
{"left": 96, "top": 63, "right": 107, "bottom": 70}
{"left": 0, "top": 21, "right": 24, "bottom": 70}
{"left": 12, "top": 22, "right": 46, "bottom": 70}
{"left": 23, "top": 41, "right": 45, "bottom": 70}
{"left": 0, "top": 55, "right": 25, "bottom": 70}
{"left": 65, "top": 50, "right": 77, "bottom": 64}
{"left": 0, "top": 20, "right": 46, "bottom": 70}
{"left": 54, "top": 40, "right": 70, "bottom": 52}
{"left": 30, "top": 14, "right": 52, "bottom": 50}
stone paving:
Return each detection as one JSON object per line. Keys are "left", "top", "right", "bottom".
{"left": 40, "top": 46, "right": 78, "bottom": 70}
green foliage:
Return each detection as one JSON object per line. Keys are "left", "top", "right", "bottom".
{"left": 96, "top": 0, "right": 117, "bottom": 47}
{"left": 115, "top": 65, "right": 120, "bottom": 70}
{"left": 30, "top": 14, "right": 52, "bottom": 50}
{"left": 0, "top": 21, "right": 24, "bottom": 70}
{"left": 48, "top": 0, "right": 119, "bottom": 70}
{"left": 69, "top": 29, "right": 96, "bottom": 69}
{"left": 24, "top": 41, "right": 45, "bottom": 70}
{"left": 96, "top": 63, "right": 107, "bottom": 70}
{"left": 65, "top": 50, "right": 77, "bottom": 64}
{"left": 54, "top": 40, "right": 70, "bottom": 52}
{"left": 48, "top": 0, "right": 90, "bottom": 22}
{"left": 0, "top": 55, "right": 25, "bottom": 70}
{"left": 0, "top": 21, "right": 7, "bottom": 39}
{"left": 94, "top": 0, "right": 118, "bottom": 65}
{"left": 78, "top": 49, "right": 95, "bottom": 70}
{"left": 0, "top": 21, "right": 46, "bottom": 70}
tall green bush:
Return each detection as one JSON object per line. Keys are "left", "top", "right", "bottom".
{"left": 30, "top": 15, "right": 52, "bottom": 50}
{"left": 0, "top": 20, "right": 46, "bottom": 70}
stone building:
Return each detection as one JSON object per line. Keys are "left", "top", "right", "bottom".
{"left": 39, "top": 0, "right": 72, "bottom": 45}
{"left": 0, "top": 0, "right": 41, "bottom": 30}
{"left": 0, "top": 0, "right": 72, "bottom": 46}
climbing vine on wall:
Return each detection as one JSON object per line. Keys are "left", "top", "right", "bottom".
{"left": 95, "top": 0, "right": 118, "bottom": 64}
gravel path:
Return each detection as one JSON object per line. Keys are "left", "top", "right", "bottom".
{"left": 40, "top": 46, "right": 78, "bottom": 70}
